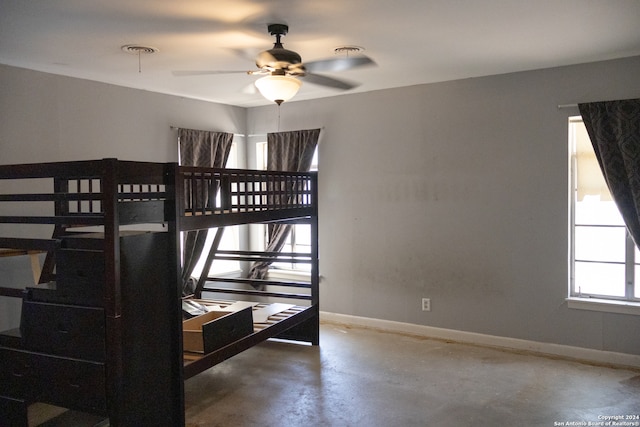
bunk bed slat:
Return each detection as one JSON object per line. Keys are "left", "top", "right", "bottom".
{"left": 0, "top": 159, "right": 107, "bottom": 179}
{"left": 180, "top": 208, "right": 313, "bottom": 229}
{"left": 199, "top": 286, "right": 312, "bottom": 300}
{"left": 208, "top": 255, "right": 312, "bottom": 263}
{"left": 0, "top": 287, "right": 25, "bottom": 298}
{"left": 0, "top": 193, "right": 102, "bottom": 202}
{"left": 0, "top": 215, "right": 104, "bottom": 225}
{"left": 0, "top": 238, "right": 59, "bottom": 252}
{"left": 204, "top": 276, "right": 312, "bottom": 289}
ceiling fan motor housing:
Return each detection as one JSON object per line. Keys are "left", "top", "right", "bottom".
{"left": 268, "top": 23, "right": 289, "bottom": 36}
{"left": 256, "top": 48, "right": 302, "bottom": 68}
{"left": 255, "top": 23, "right": 304, "bottom": 72}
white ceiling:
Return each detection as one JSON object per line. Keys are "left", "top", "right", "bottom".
{"left": 1, "top": 0, "right": 640, "bottom": 107}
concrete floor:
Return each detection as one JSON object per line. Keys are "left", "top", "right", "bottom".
{"left": 184, "top": 322, "right": 640, "bottom": 427}
{"left": 29, "top": 322, "right": 640, "bottom": 426}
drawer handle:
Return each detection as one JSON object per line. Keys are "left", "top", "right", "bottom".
{"left": 12, "top": 371, "right": 24, "bottom": 378}
{"left": 69, "top": 383, "right": 81, "bottom": 389}
{"left": 56, "top": 323, "right": 69, "bottom": 334}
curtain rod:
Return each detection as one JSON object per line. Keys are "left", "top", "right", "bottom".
{"left": 170, "top": 126, "right": 247, "bottom": 137}
{"left": 558, "top": 98, "right": 639, "bottom": 109}
{"left": 171, "top": 125, "right": 323, "bottom": 137}
{"left": 558, "top": 98, "right": 638, "bottom": 109}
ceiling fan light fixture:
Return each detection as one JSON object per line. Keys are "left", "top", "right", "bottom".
{"left": 255, "top": 75, "right": 302, "bottom": 105}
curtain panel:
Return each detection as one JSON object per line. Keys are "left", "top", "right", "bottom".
{"left": 178, "top": 128, "right": 234, "bottom": 295}
{"left": 578, "top": 99, "right": 640, "bottom": 249}
{"left": 248, "top": 128, "right": 321, "bottom": 281}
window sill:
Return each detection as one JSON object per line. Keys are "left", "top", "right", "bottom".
{"left": 566, "top": 297, "right": 640, "bottom": 316}
{"left": 266, "top": 269, "right": 311, "bottom": 282}
{"left": 203, "top": 269, "right": 243, "bottom": 279}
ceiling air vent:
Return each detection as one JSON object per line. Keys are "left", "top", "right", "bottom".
{"left": 121, "top": 45, "right": 159, "bottom": 72}
{"left": 121, "top": 45, "right": 159, "bottom": 55}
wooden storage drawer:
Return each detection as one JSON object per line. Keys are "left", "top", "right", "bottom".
{"left": 0, "top": 347, "right": 33, "bottom": 402}
{"left": 0, "top": 395, "right": 28, "bottom": 427}
{"left": 0, "top": 328, "right": 22, "bottom": 349}
{"left": 25, "top": 282, "right": 87, "bottom": 307}
{"left": 20, "top": 300, "right": 105, "bottom": 362}
{"left": 0, "top": 347, "right": 107, "bottom": 415}
{"left": 183, "top": 306, "right": 253, "bottom": 354}
{"left": 55, "top": 248, "right": 104, "bottom": 307}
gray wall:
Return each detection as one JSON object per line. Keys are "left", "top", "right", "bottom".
{"left": 0, "top": 64, "right": 246, "bottom": 330}
{"left": 2, "top": 57, "right": 640, "bottom": 356}
{"left": 0, "top": 65, "right": 245, "bottom": 164}
{"left": 248, "top": 56, "right": 640, "bottom": 356}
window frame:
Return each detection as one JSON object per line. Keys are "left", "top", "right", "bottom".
{"left": 180, "top": 140, "right": 242, "bottom": 278}
{"left": 567, "top": 116, "right": 640, "bottom": 315}
{"left": 256, "top": 141, "right": 317, "bottom": 274}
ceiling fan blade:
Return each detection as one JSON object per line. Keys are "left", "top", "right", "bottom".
{"left": 172, "top": 70, "right": 249, "bottom": 76}
{"left": 228, "top": 47, "right": 260, "bottom": 62}
{"left": 304, "top": 56, "right": 375, "bottom": 73}
{"left": 302, "top": 73, "right": 359, "bottom": 90}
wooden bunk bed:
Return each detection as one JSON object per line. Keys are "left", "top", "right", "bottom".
{"left": 0, "top": 158, "right": 319, "bottom": 426}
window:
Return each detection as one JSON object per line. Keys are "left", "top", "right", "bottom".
{"left": 569, "top": 117, "right": 640, "bottom": 306}
{"left": 256, "top": 141, "right": 317, "bottom": 273}
{"left": 188, "top": 141, "right": 241, "bottom": 278}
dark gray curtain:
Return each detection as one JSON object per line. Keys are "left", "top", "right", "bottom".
{"left": 179, "top": 128, "right": 233, "bottom": 294}
{"left": 579, "top": 98, "right": 640, "bottom": 249}
{"left": 248, "top": 128, "right": 321, "bottom": 280}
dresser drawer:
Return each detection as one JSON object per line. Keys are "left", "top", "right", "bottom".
{"left": 55, "top": 248, "right": 104, "bottom": 306}
{"left": 0, "top": 347, "right": 107, "bottom": 415}
{"left": 20, "top": 300, "right": 105, "bottom": 361}
{"left": 0, "top": 395, "right": 28, "bottom": 427}
{"left": 0, "top": 347, "right": 34, "bottom": 402}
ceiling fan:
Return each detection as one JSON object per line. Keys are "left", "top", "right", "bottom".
{"left": 173, "top": 23, "right": 375, "bottom": 104}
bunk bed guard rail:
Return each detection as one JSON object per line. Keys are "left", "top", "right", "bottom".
{"left": 178, "top": 166, "right": 318, "bottom": 228}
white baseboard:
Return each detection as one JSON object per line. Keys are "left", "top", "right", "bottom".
{"left": 319, "top": 311, "right": 640, "bottom": 370}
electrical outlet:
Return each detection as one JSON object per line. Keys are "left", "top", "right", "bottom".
{"left": 421, "top": 298, "right": 431, "bottom": 312}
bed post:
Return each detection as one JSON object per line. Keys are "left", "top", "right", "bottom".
{"left": 165, "top": 162, "right": 186, "bottom": 426}
{"left": 101, "top": 158, "right": 124, "bottom": 426}
{"left": 310, "top": 171, "right": 320, "bottom": 345}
